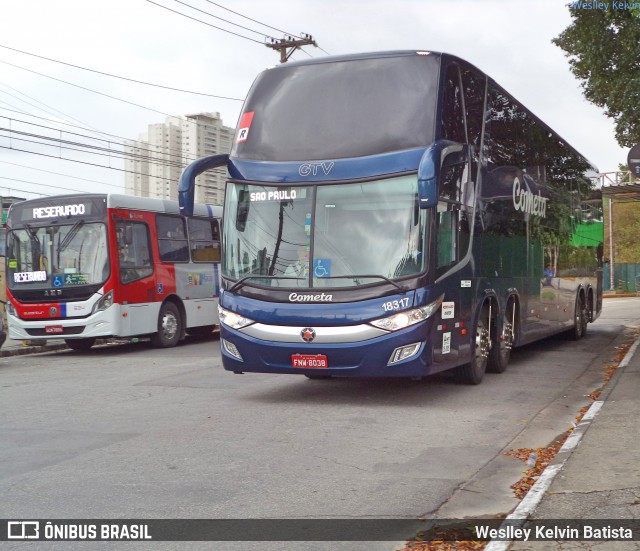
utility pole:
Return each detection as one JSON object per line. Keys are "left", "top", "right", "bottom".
{"left": 266, "top": 33, "right": 316, "bottom": 63}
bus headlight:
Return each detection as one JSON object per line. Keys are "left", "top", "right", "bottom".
{"left": 92, "top": 291, "right": 113, "bottom": 313}
{"left": 369, "top": 295, "right": 444, "bottom": 332}
{"left": 5, "top": 301, "right": 16, "bottom": 316}
{"left": 218, "top": 306, "right": 255, "bottom": 330}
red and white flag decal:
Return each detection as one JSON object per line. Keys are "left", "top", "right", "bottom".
{"left": 236, "top": 111, "right": 255, "bottom": 143}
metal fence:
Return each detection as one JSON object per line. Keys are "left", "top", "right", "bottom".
{"left": 603, "top": 263, "right": 640, "bottom": 293}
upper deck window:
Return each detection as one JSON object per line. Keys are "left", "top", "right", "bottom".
{"left": 232, "top": 54, "right": 439, "bottom": 162}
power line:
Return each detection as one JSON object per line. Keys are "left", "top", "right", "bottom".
{"left": 0, "top": 184, "right": 52, "bottom": 198}
{"left": 145, "top": 0, "right": 264, "bottom": 44}
{"left": 0, "top": 43, "right": 243, "bottom": 101}
{"left": 202, "top": 0, "right": 303, "bottom": 39}
{"left": 1, "top": 115, "right": 192, "bottom": 167}
{"left": 1, "top": 129, "right": 186, "bottom": 170}
{"left": 0, "top": 105, "right": 207, "bottom": 165}
{"left": 0, "top": 144, "right": 213, "bottom": 192}
{"left": 0, "top": 58, "right": 184, "bottom": 119}
{"left": 168, "top": 0, "right": 276, "bottom": 39}
{"left": 0, "top": 175, "right": 121, "bottom": 194}
{"left": 0, "top": 159, "right": 115, "bottom": 187}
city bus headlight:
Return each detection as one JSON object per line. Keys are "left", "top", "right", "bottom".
{"left": 92, "top": 291, "right": 113, "bottom": 313}
{"left": 5, "top": 301, "right": 16, "bottom": 316}
{"left": 369, "top": 295, "right": 444, "bottom": 332}
{"left": 218, "top": 306, "right": 255, "bottom": 330}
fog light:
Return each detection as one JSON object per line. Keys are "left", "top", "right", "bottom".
{"left": 388, "top": 342, "right": 421, "bottom": 365}
{"left": 222, "top": 339, "right": 243, "bottom": 361}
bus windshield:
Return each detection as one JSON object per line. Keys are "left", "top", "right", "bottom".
{"left": 232, "top": 53, "right": 439, "bottom": 161}
{"left": 223, "top": 175, "right": 427, "bottom": 288}
{"left": 7, "top": 222, "right": 110, "bottom": 290}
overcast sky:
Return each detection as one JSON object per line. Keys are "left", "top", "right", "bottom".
{"left": 0, "top": 0, "right": 628, "bottom": 200}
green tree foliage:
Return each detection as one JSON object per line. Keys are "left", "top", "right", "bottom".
{"left": 613, "top": 201, "right": 640, "bottom": 262}
{"left": 553, "top": 7, "right": 640, "bottom": 147}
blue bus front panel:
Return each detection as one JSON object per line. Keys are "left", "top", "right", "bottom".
{"left": 219, "top": 320, "right": 439, "bottom": 378}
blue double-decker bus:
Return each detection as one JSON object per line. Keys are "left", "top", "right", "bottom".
{"left": 179, "top": 51, "right": 603, "bottom": 384}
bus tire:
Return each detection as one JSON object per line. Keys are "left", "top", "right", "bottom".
{"left": 151, "top": 302, "right": 182, "bottom": 348}
{"left": 65, "top": 338, "right": 96, "bottom": 351}
{"left": 570, "top": 293, "right": 588, "bottom": 341}
{"left": 456, "top": 304, "right": 490, "bottom": 385}
{"left": 487, "top": 298, "right": 516, "bottom": 374}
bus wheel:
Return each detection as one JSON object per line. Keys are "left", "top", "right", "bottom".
{"left": 571, "top": 294, "right": 588, "bottom": 341}
{"left": 151, "top": 302, "right": 182, "bottom": 348}
{"left": 456, "top": 304, "right": 490, "bottom": 385}
{"left": 65, "top": 338, "right": 96, "bottom": 351}
{"left": 488, "top": 299, "right": 516, "bottom": 374}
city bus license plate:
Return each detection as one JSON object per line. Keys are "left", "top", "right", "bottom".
{"left": 45, "top": 325, "right": 64, "bottom": 334}
{"left": 291, "top": 354, "right": 328, "bottom": 369}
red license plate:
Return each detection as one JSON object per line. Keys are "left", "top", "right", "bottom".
{"left": 292, "top": 354, "right": 329, "bottom": 369}
{"left": 45, "top": 325, "right": 64, "bottom": 334}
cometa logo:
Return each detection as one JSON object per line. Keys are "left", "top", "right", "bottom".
{"left": 289, "top": 292, "right": 333, "bottom": 302}
{"left": 512, "top": 177, "right": 548, "bottom": 218}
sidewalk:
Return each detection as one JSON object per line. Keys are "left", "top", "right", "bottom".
{"left": 494, "top": 335, "right": 640, "bottom": 550}
{"left": 0, "top": 337, "right": 70, "bottom": 358}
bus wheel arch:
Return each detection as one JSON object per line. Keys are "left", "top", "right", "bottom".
{"left": 150, "top": 298, "right": 184, "bottom": 348}
{"left": 487, "top": 294, "right": 519, "bottom": 373}
{"left": 456, "top": 298, "right": 494, "bottom": 385}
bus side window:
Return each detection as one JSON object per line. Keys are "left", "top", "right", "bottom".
{"left": 156, "top": 215, "right": 189, "bottom": 263}
{"left": 441, "top": 63, "right": 467, "bottom": 144}
{"left": 188, "top": 218, "right": 221, "bottom": 262}
{"left": 117, "top": 221, "right": 153, "bottom": 284}
{"left": 437, "top": 163, "right": 471, "bottom": 275}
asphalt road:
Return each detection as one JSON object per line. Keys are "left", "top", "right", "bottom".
{"left": 1, "top": 298, "right": 639, "bottom": 550}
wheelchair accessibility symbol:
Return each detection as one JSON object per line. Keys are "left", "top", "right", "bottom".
{"left": 313, "top": 259, "right": 331, "bottom": 278}
{"left": 53, "top": 275, "right": 64, "bottom": 287}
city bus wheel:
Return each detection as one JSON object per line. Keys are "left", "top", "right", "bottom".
{"left": 487, "top": 299, "right": 516, "bottom": 374}
{"left": 65, "top": 338, "right": 96, "bottom": 351}
{"left": 456, "top": 304, "right": 490, "bottom": 385}
{"left": 151, "top": 302, "right": 182, "bottom": 348}
{"left": 570, "top": 294, "right": 588, "bottom": 341}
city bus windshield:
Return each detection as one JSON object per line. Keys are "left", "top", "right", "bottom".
{"left": 7, "top": 222, "right": 110, "bottom": 290}
{"left": 223, "top": 175, "right": 427, "bottom": 288}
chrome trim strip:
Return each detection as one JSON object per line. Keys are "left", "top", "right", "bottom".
{"left": 240, "top": 322, "right": 388, "bottom": 343}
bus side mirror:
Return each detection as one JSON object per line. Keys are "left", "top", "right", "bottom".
{"left": 417, "top": 141, "right": 468, "bottom": 208}
{"left": 178, "top": 154, "right": 229, "bottom": 216}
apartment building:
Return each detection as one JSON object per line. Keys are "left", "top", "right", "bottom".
{"left": 125, "top": 112, "right": 234, "bottom": 205}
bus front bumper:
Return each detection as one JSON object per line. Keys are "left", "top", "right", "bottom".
{"left": 7, "top": 305, "right": 122, "bottom": 341}
{"left": 219, "top": 321, "right": 435, "bottom": 378}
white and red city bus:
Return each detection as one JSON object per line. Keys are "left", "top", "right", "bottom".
{"left": 5, "top": 194, "right": 222, "bottom": 350}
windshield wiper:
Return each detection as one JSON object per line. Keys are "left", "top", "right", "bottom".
{"left": 57, "top": 220, "right": 85, "bottom": 254}
{"left": 228, "top": 274, "right": 408, "bottom": 293}
{"left": 228, "top": 275, "right": 290, "bottom": 293}
{"left": 23, "top": 223, "right": 41, "bottom": 248}
{"left": 316, "top": 274, "right": 408, "bottom": 292}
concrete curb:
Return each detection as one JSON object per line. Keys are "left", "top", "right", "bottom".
{"left": 483, "top": 336, "right": 640, "bottom": 551}
{"left": 0, "top": 342, "right": 69, "bottom": 358}
{"left": 0, "top": 338, "right": 115, "bottom": 358}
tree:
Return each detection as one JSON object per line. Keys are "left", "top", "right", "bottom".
{"left": 553, "top": 7, "right": 640, "bottom": 147}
